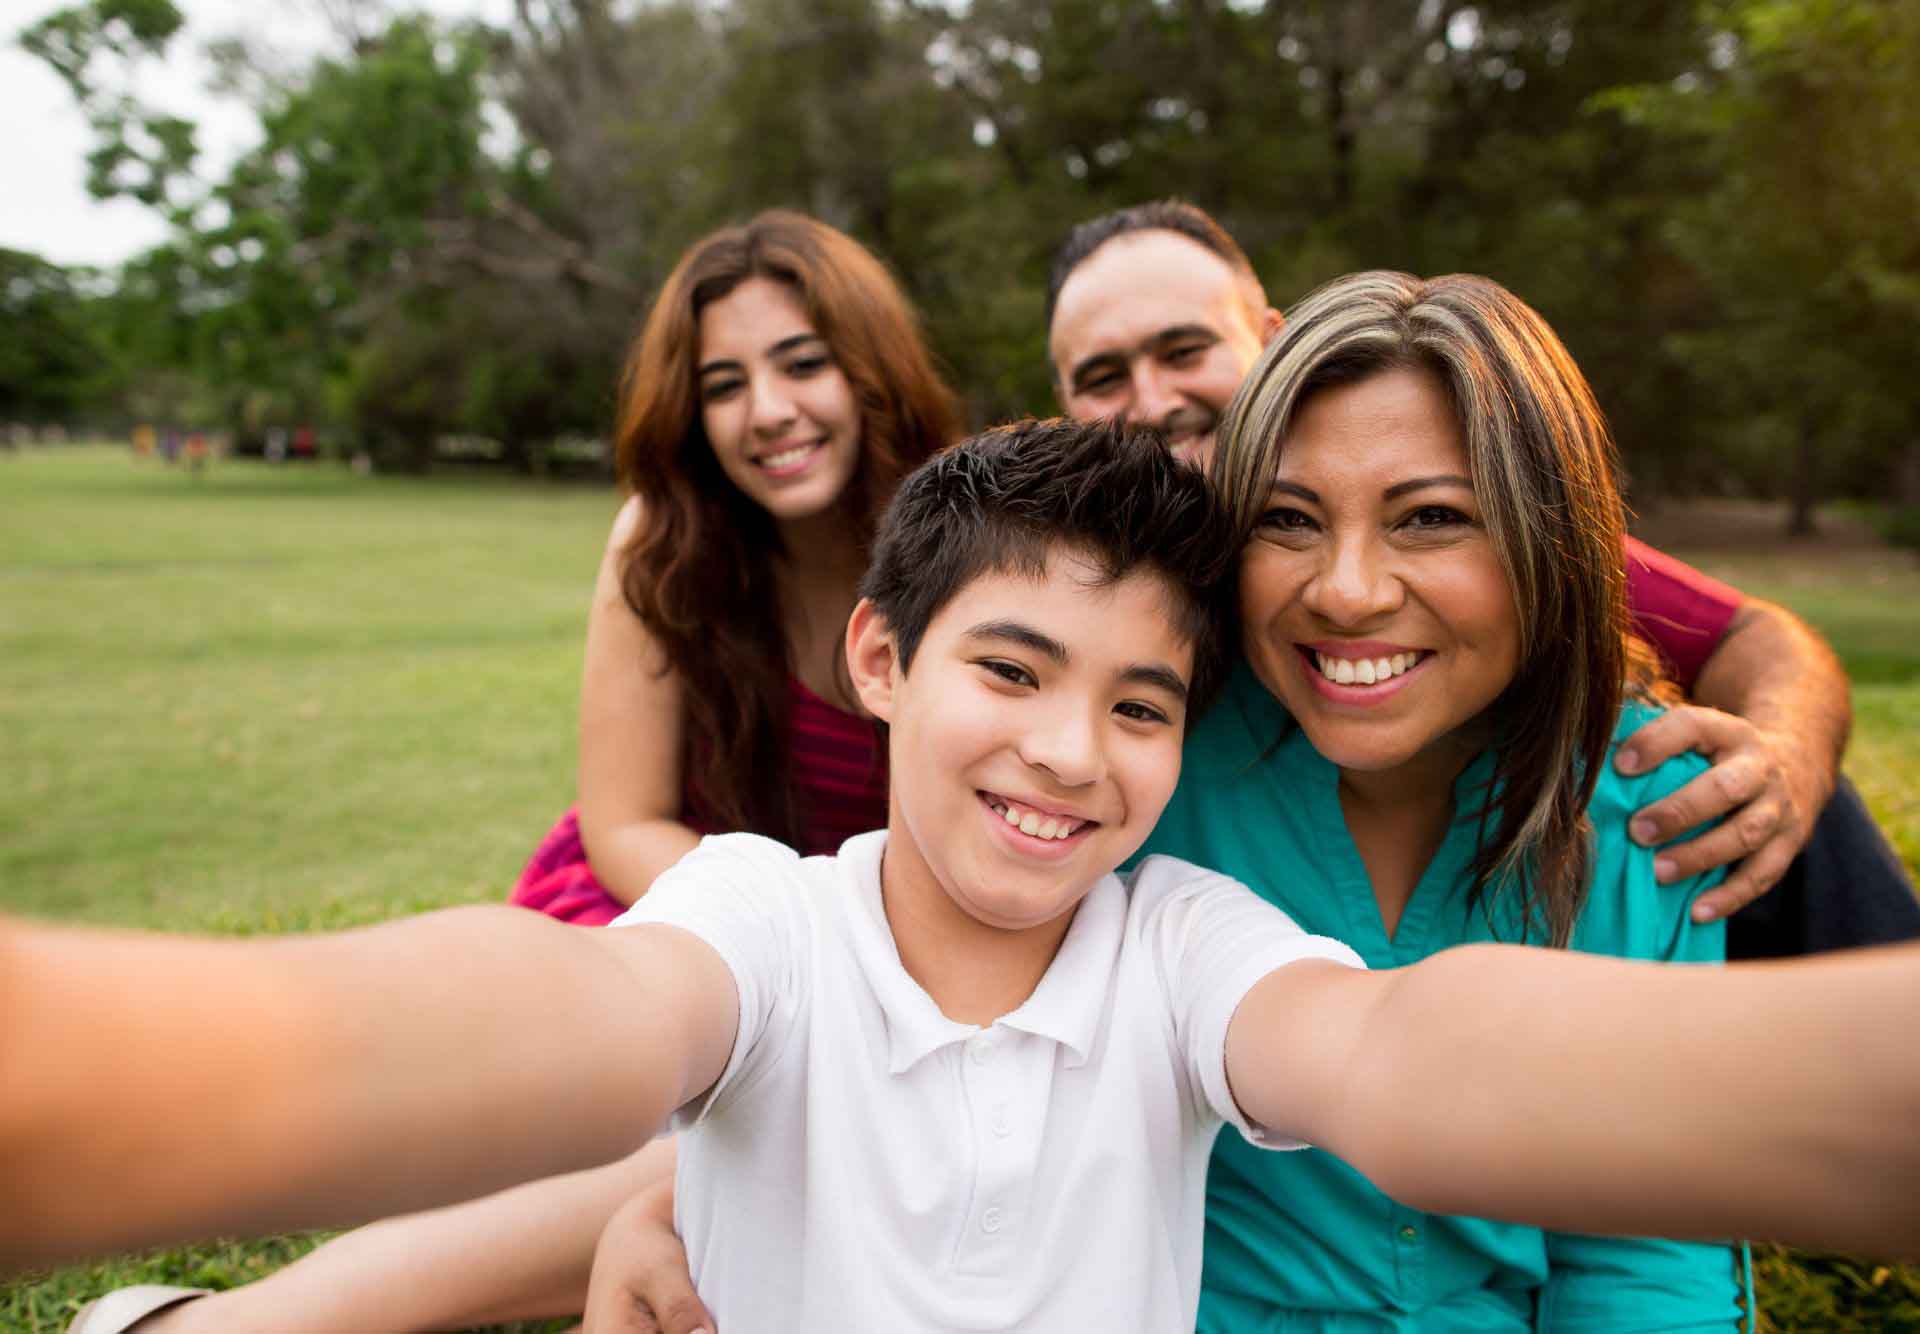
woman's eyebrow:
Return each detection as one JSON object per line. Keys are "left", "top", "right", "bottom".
{"left": 1383, "top": 474, "right": 1474, "bottom": 500}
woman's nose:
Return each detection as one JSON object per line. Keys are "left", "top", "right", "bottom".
{"left": 749, "top": 376, "right": 797, "bottom": 433}
{"left": 1302, "top": 536, "right": 1402, "bottom": 626}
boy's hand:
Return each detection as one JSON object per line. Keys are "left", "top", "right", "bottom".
{"left": 584, "top": 1175, "right": 712, "bottom": 1334}
{"left": 1616, "top": 703, "right": 1829, "bottom": 922}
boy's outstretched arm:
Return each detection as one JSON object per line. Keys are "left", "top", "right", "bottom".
{"left": 1227, "top": 943, "right": 1920, "bottom": 1259}
{"left": 0, "top": 908, "right": 736, "bottom": 1273}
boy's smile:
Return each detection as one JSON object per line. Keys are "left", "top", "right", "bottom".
{"left": 846, "top": 549, "right": 1194, "bottom": 1017}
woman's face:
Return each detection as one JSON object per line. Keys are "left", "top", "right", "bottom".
{"left": 696, "top": 276, "right": 863, "bottom": 526}
{"left": 1238, "top": 364, "right": 1521, "bottom": 782}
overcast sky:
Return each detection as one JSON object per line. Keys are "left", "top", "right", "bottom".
{"left": 1, "top": 0, "right": 508, "bottom": 268}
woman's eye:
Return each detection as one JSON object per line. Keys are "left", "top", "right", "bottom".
{"left": 979, "top": 659, "right": 1035, "bottom": 688}
{"left": 786, "top": 355, "right": 831, "bottom": 377}
{"left": 1256, "top": 507, "right": 1315, "bottom": 534}
{"left": 701, "top": 379, "right": 742, "bottom": 403}
{"left": 1115, "top": 700, "right": 1171, "bottom": 725}
{"left": 1403, "top": 505, "right": 1471, "bottom": 531}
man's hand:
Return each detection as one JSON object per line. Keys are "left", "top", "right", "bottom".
{"left": 582, "top": 1173, "right": 712, "bottom": 1334}
{"left": 1615, "top": 704, "right": 1834, "bottom": 923}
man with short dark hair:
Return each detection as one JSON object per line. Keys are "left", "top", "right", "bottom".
{"left": 1046, "top": 198, "right": 1919, "bottom": 959}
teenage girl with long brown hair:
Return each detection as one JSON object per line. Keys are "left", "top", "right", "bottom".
{"left": 68, "top": 209, "right": 961, "bottom": 1334}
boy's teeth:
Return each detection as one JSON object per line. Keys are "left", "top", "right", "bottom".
{"left": 991, "top": 797, "right": 1079, "bottom": 840}
{"left": 1316, "top": 651, "right": 1422, "bottom": 687}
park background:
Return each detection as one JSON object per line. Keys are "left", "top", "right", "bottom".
{"left": 4, "top": 0, "right": 1918, "bottom": 1328}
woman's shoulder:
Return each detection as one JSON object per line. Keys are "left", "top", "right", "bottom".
{"left": 1586, "top": 698, "right": 1710, "bottom": 827}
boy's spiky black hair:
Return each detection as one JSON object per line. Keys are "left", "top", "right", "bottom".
{"left": 860, "top": 417, "right": 1238, "bottom": 716}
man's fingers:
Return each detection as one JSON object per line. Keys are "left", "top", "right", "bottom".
{"left": 1615, "top": 706, "right": 1742, "bottom": 775}
{"left": 1690, "top": 837, "right": 1798, "bottom": 923}
{"left": 1648, "top": 796, "right": 1784, "bottom": 883}
{"left": 1629, "top": 754, "right": 1771, "bottom": 847}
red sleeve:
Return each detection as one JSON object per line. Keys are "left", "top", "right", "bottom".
{"left": 1623, "top": 536, "right": 1743, "bottom": 691}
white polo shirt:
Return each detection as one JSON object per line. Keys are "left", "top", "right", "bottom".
{"left": 614, "top": 830, "right": 1362, "bottom": 1333}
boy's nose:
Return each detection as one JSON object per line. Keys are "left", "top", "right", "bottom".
{"left": 1019, "top": 708, "right": 1106, "bottom": 788}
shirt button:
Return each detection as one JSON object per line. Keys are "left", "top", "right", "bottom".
{"left": 1399, "top": 1225, "right": 1419, "bottom": 1242}
{"left": 992, "top": 1109, "right": 1013, "bottom": 1138}
{"left": 968, "top": 1035, "right": 994, "bottom": 1065}
{"left": 981, "top": 1207, "right": 1005, "bottom": 1234}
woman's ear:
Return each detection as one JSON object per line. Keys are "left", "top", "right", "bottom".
{"left": 845, "top": 598, "right": 899, "bottom": 722}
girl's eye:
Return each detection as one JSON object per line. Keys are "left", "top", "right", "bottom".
{"left": 979, "top": 659, "right": 1035, "bottom": 688}
{"left": 1114, "top": 700, "right": 1171, "bottom": 725}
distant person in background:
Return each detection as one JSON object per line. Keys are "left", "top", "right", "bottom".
{"left": 65, "top": 208, "right": 961, "bottom": 1334}
{"left": 1042, "top": 199, "right": 1918, "bottom": 960}
{"left": 130, "top": 423, "right": 155, "bottom": 459}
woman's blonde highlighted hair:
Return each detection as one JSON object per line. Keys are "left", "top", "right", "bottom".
{"left": 1214, "top": 270, "right": 1664, "bottom": 947}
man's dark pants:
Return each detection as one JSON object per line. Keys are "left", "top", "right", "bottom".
{"left": 1728, "top": 778, "right": 1920, "bottom": 959}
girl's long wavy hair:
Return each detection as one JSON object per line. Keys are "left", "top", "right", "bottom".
{"left": 615, "top": 211, "right": 960, "bottom": 843}
{"left": 1213, "top": 271, "right": 1668, "bottom": 948}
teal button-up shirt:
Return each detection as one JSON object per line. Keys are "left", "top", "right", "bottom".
{"left": 1142, "top": 663, "right": 1745, "bottom": 1333}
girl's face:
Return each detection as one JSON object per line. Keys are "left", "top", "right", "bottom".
{"left": 696, "top": 276, "right": 863, "bottom": 526}
{"left": 1237, "top": 364, "right": 1521, "bottom": 785}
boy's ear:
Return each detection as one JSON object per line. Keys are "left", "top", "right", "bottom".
{"left": 1259, "top": 307, "right": 1285, "bottom": 346}
{"left": 845, "top": 598, "right": 900, "bottom": 723}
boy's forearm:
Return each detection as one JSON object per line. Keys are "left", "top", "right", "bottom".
{"left": 0, "top": 909, "right": 709, "bottom": 1271}
{"left": 1312, "top": 944, "right": 1920, "bottom": 1258}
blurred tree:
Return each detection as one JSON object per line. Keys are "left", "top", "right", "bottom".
{"left": 1604, "top": 0, "right": 1920, "bottom": 528}
{"left": 0, "top": 249, "right": 110, "bottom": 423}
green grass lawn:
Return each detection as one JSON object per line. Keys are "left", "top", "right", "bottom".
{"left": 4, "top": 447, "right": 1917, "bottom": 1330}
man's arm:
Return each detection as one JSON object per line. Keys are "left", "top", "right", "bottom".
{"left": 1618, "top": 597, "right": 1850, "bottom": 921}
{"left": 1226, "top": 945, "right": 1920, "bottom": 1259}
{"left": 0, "top": 909, "right": 737, "bottom": 1272}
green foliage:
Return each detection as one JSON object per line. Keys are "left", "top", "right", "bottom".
{"left": 0, "top": 248, "right": 112, "bottom": 421}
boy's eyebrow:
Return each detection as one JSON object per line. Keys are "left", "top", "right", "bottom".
{"left": 965, "top": 619, "right": 1067, "bottom": 664}
{"left": 697, "top": 333, "right": 823, "bottom": 377}
{"left": 1121, "top": 662, "right": 1189, "bottom": 703}
{"left": 964, "top": 620, "right": 1189, "bottom": 702}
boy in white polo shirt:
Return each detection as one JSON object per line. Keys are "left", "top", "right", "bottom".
{"left": 7, "top": 420, "right": 1920, "bottom": 1328}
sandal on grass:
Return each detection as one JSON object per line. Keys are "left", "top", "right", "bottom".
{"left": 68, "top": 1285, "right": 210, "bottom": 1334}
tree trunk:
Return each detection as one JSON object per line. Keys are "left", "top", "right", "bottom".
{"left": 1788, "top": 417, "right": 1818, "bottom": 536}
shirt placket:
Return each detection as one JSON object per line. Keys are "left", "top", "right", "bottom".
{"left": 951, "top": 1024, "right": 1043, "bottom": 1275}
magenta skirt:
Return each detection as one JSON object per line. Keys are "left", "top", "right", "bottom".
{"left": 508, "top": 807, "right": 626, "bottom": 926}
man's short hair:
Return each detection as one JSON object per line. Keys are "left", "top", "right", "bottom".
{"left": 861, "top": 417, "right": 1237, "bottom": 714}
{"left": 1045, "top": 200, "right": 1269, "bottom": 333}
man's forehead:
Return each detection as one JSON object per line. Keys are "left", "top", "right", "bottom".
{"left": 1049, "top": 230, "right": 1251, "bottom": 365}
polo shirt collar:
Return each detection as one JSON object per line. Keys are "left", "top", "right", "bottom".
{"left": 836, "top": 830, "right": 1127, "bottom": 1074}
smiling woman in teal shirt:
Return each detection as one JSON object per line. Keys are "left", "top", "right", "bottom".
{"left": 1144, "top": 270, "right": 1746, "bottom": 1332}
{"left": 1145, "top": 670, "right": 1744, "bottom": 1332}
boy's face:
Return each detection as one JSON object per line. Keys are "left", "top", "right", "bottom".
{"left": 848, "top": 550, "right": 1194, "bottom": 937}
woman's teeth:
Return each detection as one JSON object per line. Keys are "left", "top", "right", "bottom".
{"left": 1315, "top": 650, "right": 1422, "bottom": 687}
{"left": 987, "top": 797, "right": 1082, "bottom": 841}
{"left": 760, "top": 443, "right": 817, "bottom": 470}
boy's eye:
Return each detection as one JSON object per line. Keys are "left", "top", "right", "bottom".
{"left": 1163, "top": 342, "right": 1208, "bottom": 366}
{"left": 978, "top": 659, "right": 1036, "bottom": 688}
{"left": 1114, "top": 700, "right": 1171, "bottom": 725}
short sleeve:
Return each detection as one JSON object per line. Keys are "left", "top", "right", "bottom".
{"left": 1130, "top": 856, "right": 1365, "bottom": 1151}
{"left": 1623, "top": 537, "right": 1742, "bottom": 691}
{"left": 611, "top": 833, "right": 808, "bottom": 1128}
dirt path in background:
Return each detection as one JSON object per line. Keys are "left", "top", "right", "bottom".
{"left": 1629, "top": 498, "right": 1889, "bottom": 552}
